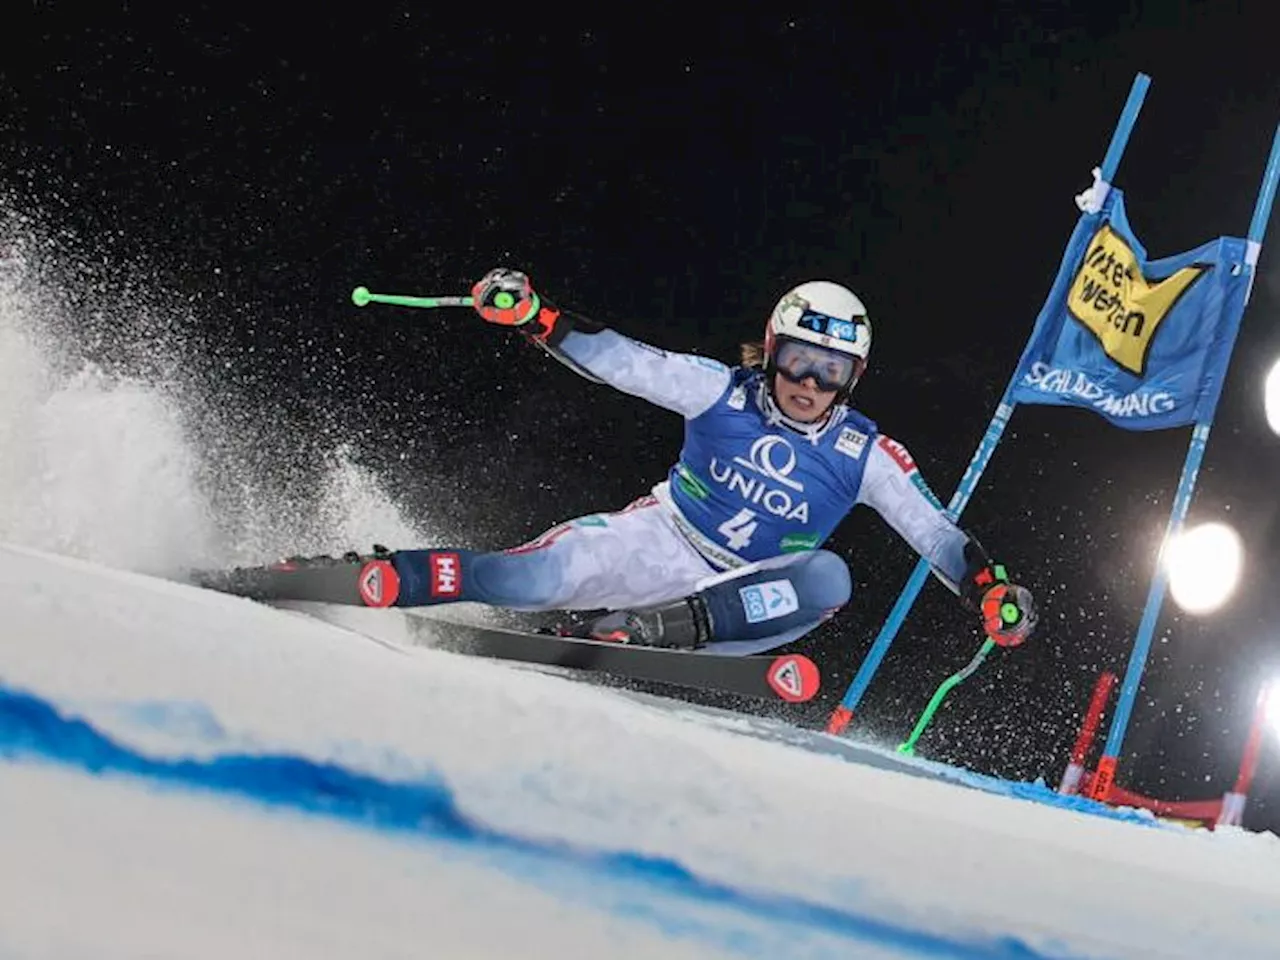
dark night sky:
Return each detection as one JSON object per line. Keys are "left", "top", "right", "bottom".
{"left": 4, "top": 4, "right": 1280, "bottom": 829}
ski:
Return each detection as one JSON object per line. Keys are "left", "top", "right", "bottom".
{"left": 190, "top": 554, "right": 402, "bottom": 607}
{"left": 401, "top": 616, "right": 822, "bottom": 703}
{"left": 191, "top": 556, "right": 821, "bottom": 703}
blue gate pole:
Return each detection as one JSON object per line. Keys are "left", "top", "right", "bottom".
{"left": 827, "top": 72, "right": 1153, "bottom": 734}
{"left": 1093, "top": 121, "right": 1280, "bottom": 794}
{"left": 1094, "top": 422, "right": 1212, "bottom": 777}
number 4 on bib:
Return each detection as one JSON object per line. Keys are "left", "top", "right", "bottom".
{"left": 717, "top": 508, "right": 758, "bottom": 550}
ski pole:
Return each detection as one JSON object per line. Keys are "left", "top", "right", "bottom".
{"left": 897, "top": 638, "right": 995, "bottom": 756}
{"left": 350, "top": 286, "right": 475, "bottom": 309}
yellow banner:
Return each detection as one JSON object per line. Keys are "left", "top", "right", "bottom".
{"left": 1066, "top": 225, "right": 1207, "bottom": 375}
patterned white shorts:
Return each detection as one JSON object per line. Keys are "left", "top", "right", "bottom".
{"left": 503, "top": 494, "right": 719, "bottom": 611}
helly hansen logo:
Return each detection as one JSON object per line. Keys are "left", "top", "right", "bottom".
{"left": 430, "top": 552, "right": 461, "bottom": 597}
{"left": 878, "top": 436, "right": 916, "bottom": 474}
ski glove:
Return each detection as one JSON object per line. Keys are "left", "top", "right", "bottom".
{"left": 471, "top": 267, "right": 577, "bottom": 345}
{"left": 471, "top": 268, "right": 542, "bottom": 326}
{"left": 960, "top": 543, "right": 1037, "bottom": 648}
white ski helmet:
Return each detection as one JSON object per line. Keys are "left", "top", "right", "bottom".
{"left": 764, "top": 280, "right": 871, "bottom": 398}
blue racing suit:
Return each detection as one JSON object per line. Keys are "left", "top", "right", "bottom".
{"left": 392, "top": 324, "right": 974, "bottom": 654}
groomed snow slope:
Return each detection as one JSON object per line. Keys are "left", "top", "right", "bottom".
{"left": 4, "top": 542, "right": 1280, "bottom": 960}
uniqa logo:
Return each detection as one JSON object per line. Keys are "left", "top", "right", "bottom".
{"left": 733, "top": 435, "right": 803, "bottom": 491}
{"left": 709, "top": 435, "right": 810, "bottom": 521}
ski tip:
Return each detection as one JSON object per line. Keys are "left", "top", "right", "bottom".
{"left": 766, "top": 654, "right": 821, "bottom": 703}
{"left": 358, "top": 560, "right": 400, "bottom": 608}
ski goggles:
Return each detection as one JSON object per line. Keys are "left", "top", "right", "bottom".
{"left": 773, "top": 337, "right": 863, "bottom": 393}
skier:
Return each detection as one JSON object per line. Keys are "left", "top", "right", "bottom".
{"left": 219, "top": 268, "right": 1037, "bottom": 656}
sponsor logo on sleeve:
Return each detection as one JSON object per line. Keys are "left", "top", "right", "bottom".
{"left": 877, "top": 436, "right": 916, "bottom": 474}
{"left": 910, "top": 473, "right": 944, "bottom": 510}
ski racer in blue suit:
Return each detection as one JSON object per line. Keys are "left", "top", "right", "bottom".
{"left": 385, "top": 268, "right": 1036, "bottom": 655}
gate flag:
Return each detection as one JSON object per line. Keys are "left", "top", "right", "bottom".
{"left": 1009, "top": 188, "right": 1251, "bottom": 431}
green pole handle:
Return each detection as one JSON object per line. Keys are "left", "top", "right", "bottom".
{"left": 897, "top": 638, "right": 996, "bottom": 756}
{"left": 351, "top": 286, "right": 474, "bottom": 309}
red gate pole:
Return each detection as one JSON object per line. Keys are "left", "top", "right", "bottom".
{"left": 1060, "top": 672, "right": 1117, "bottom": 796}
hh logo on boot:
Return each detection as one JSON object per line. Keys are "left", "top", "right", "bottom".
{"left": 430, "top": 552, "right": 462, "bottom": 598}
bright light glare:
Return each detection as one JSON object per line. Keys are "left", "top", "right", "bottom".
{"left": 1266, "top": 685, "right": 1280, "bottom": 741}
{"left": 1265, "top": 357, "right": 1280, "bottom": 435}
{"left": 1165, "top": 522, "right": 1244, "bottom": 614}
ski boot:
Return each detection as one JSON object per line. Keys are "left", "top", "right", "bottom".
{"left": 584, "top": 595, "right": 713, "bottom": 649}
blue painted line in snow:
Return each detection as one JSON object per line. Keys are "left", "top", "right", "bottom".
{"left": 870, "top": 755, "right": 1165, "bottom": 828}
{"left": 0, "top": 683, "right": 1091, "bottom": 960}
{"left": 685, "top": 710, "right": 1163, "bottom": 828}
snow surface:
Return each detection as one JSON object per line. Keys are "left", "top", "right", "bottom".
{"left": 6, "top": 543, "right": 1280, "bottom": 960}
{"left": 5, "top": 205, "right": 1280, "bottom": 960}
